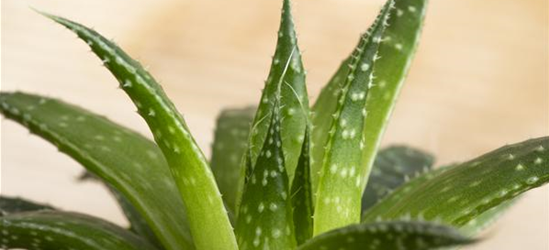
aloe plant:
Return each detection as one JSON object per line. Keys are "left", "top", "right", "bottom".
{"left": 1, "top": 0, "right": 547, "bottom": 249}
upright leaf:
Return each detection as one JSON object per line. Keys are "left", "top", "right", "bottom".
{"left": 313, "top": 0, "right": 395, "bottom": 235}
{"left": 41, "top": 14, "right": 236, "bottom": 250}
{"left": 235, "top": 103, "right": 296, "bottom": 250}
{"left": 238, "top": 0, "right": 309, "bottom": 206}
{"left": 362, "top": 146, "right": 434, "bottom": 213}
{"left": 210, "top": 107, "right": 255, "bottom": 214}
{"left": 290, "top": 129, "right": 314, "bottom": 245}
{"left": 79, "top": 173, "right": 164, "bottom": 248}
{"left": 0, "top": 196, "right": 54, "bottom": 216}
{"left": 0, "top": 92, "right": 192, "bottom": 250}
{"left": 298, "top": 221, "right": 472, "bottom": 250}
{"left": 0, "top": 211, "right": 156, "bottom": 250}
{"left": 362, "top": 137, "right": 549, "bottom": 236}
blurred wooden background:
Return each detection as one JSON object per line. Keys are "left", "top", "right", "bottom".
{"left": 2, "top": 0, "right": 548, "bottom": 249}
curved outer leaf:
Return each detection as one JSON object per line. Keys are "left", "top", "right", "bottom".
{"left": 0, "top": 92, "right": 192, "bottom": 249}
{"left": 298, "top": 221, "right": 471, "bottom": 250}
{"left": 41, "top": 14, "right": 236, "bottom": 250}
{"left": 362, "top": 146, "right": 434, "bottom": 213}
{"left": 311, "top": 0, "right": 428, "bottom": 196}
{"left": 210, "top": 107, "right": 255, "bottom": 214}
{"left": 235, "top": 103, "right": 296, "bottom": 249}
{"left": 79, "top": 173, "right": 163, "bottom": 248}
{"left": 237, "top": 0, "right": 309, "bottom": 208}
{"left": 362, "top": 137, "right": 549, "bottom": 235}
{"left": 313, "top": 0, "right": 394, "bottom": 235}
{"left": 0, "top": 211, "right": 156, "bottom": 250}
{"left": 290, "top": 129, "right": 314, "bottom": 245}
{"left": 0, "top": 196, "right": 55, "bottom": 216}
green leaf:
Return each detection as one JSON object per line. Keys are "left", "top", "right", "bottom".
{"left": 0, "top": 196, "right": 55, "bottom": 216}
{"left": 313, "top": 0, "right": 395, "bottom": 235}
{"left": 362, "top": 146, "right": 434, "bottom": 213}
{"left": 210, "top": 107, "right": 255, "bottom": 214}
{"left": 290, "top": 128, "right": 314, "bottom": 245}
{"left": 362, "top": 137, "right": 549, "bottom": 236}
{"left": 79, "top": 173, "right": 164, "bottom": 248}
{"left": 0, "top": 211, "right": 157, "bottom": 250}
{"left": 0, "top": 92, "right": 192, "bottom": 250}
{"left": 298, "top": 221, "right": 472, "bottom": 250}
{"left": 235, "top": 103, "right": 296, "bottom": 250}
{"left": 238, "top": 0, "right": 309, "bottom": 203}
{"left": 40, "top": 13, "right": 236, "bottom": 250}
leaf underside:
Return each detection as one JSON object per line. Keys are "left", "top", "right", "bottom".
{"left": 0, "top": 196, "right": 55, "bottom": 216}
{"left": 235, "top": 103, "right": 296, "bottom": 249}
{"left": 298, "top": 221, "right": 472, "bottom": 250}
{"left": 362, "top": 137, "right": 549, "bottom": 235}
{"left": 210, "top": 107, "right": 256, "bottom": 214}
{"left": 0, "top": 211, "right": 157, "bottom": 250}
{"left": 41, "top": 13, "right": 236, "bottom": 250}
{"left": 0, "top": 92, "right": 192, "bottom": 250}
{"left": 362, "top": 146, "right": 434, "bottom": 213}
{"left": 79, "top": 173, "right": 164, "bottom": 248}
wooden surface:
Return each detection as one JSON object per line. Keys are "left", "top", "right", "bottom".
{"left": 2, "top": 0, "right": 548, "bottom": 249}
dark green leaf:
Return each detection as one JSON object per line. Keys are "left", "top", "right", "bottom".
{"left": 0, "top": 196, "right": 54, "bottom": 216}
{"left": 362, "top": 137, "right": 549, "bottom": 235}
{"left": 40, "top": 13, "right": 236, "bottom": 249}
{"left": 362, "top": 146, "right": 434, "bottom": 213}
{"left": 0, "top": 211, "right": 156, "bottom": 250}
{"left": 210, "top": 107, "right": 255, "bottom": 214}
{"left": 235, "top": 102, "right": 296, "bottom": 249}
{"left": 298, "top": 221, "right": 472, "bottom": 250}
{"left": 290, "top": 129, "right": 314, "bottom": 245}
{"left": 0, "top": 92, "right": 192, "bottom": 250}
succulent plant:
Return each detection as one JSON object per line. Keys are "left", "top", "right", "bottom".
{"left": 1, "top": 0, "right": 547, "bottom": 249}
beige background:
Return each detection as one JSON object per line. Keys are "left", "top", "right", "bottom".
{"left": 1, "top": 0, "right": 548, "bottom": 249}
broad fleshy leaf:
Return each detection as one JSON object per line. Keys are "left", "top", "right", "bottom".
{"left": 237, "top": 0, "right": 309, "bottom": 209}
{"left": 362, "top": 137, "right": 549, "bottom": 236}
{"left": 290, "top": 129, "right": 314, "bottom": 245}
{"left": 235, "top": 103, "right": 296, "bottom": 250}
{"left": 362, "top": 146, "right": 434, "bottom": 213}
{"left": 79, "top": 173, "right": 163, "bottom": 248}
{"left": 0, "top": 92, "right": 192, "bottom": 250}
{"left": 0, "top": 211, "right": 156, "bottom": 250}
{"left": 41, "top": 14, "right": 236, "bottom": 250}
{"left": 0, "top": 196, "right": 54, "bottom": 216}
{"left": 313, "top": 0, "right": 395, "bottom": 235}
{"left": 210, "top": 107, "right": 255, "bottom": 214}
{"left": 298, "top": 221, "right": 472, "bottom": 250}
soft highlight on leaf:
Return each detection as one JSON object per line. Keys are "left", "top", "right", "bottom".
{"left": 313, "top": 0, "right": 395, "bottom": 235}
{"left": 0, "top": 92, "right": 192, "bottom": 250}
{"left": 40, "top": 13, "right": 236, "bottom": 250}
{"left": 298, "top": 221, "right": 472, "bottom": 250}
{"left": 362, "top": 137, "right": 549, "bottom": 235}
{"left": 0, "top": 211, "right": 157, "bottom": 250}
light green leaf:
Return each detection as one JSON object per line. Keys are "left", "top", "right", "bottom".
{"left": 237, "top": 0, "right": 309, "bottom": 208}
{"left": 298, "top": 221, "right": 472, "bottom": 250}
{"left": 41, "top": 13, "right": 236, "bottom": 250}
{"left": 0, "top": 196, "right": 55, "bottom": 216}
{"left": 362, "top": 137, "right": 549, "bottom": 236}
{"left": 210, "top": 107, "right": 255, "bottom": 214}
{"left": 79, "top": 173, "right": 164, "bottom": 248}
{"left": 235, "top": 103, "right": 296, "bottom": 250}
{"left": 290, "top": 129, "right": 314, "bottom": 245}
{"left": 0, "top": 211, "right": 157, "bottom": 250}
{"left": 0, "top": 92, "right": 192, "bottom": 250}
{"left": 362, "top": 146, "right": 434, "bottom": 213}
{"left": 313, "top": 0, "right": 395, "bottom": 235}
